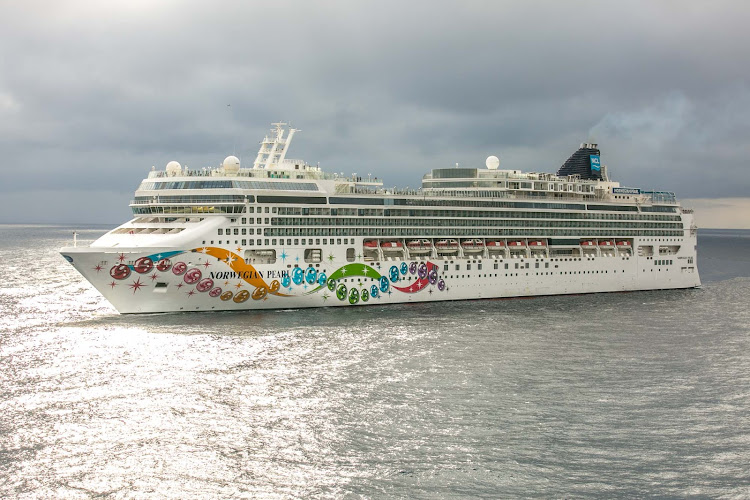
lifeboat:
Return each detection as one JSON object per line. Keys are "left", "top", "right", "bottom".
{"left": 461, "top": 239, "right": 484, "bottom": 252}
{"left": 580, "top": 240, "right": 596, "bottom": 247}
{"left": 486, "top": 240, "right": 505, "bottom": 248}
{"left": 528, "top": 240, "right": 546, "bottom": 247}
{"left": 380, "top": 241, "right": 403, "bottom": 249}
{"left": 616, "top": 240, "right": 631, "bottom": 247}
{"left": 363, "top": 240, "right": 378, "bottom": 248}
{"left": 407, "top": 239, "right": 431, "bottom": 253}
{"left": 598, "top": 240, "right": 614, "bottom": 247}
{"left": 435, "top": 239, "right": 459, "bottom": 251}
{"left": 407, "top": 239, "right": 430, "bottom": 248}
{"left": 507, "top": 240, "right": 526, "bottom": 247}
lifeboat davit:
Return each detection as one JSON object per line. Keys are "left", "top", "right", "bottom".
{"left": 486, "top": 240, "right": 505, "bottom": 248}
{"left": 364, "top": 240, "right": 378, "bottom": 248}
{"left": 507, "top": 240, "right": 526, "bottom": 247}
{"left": 598, "top": 240, "right": 614, "bottom": 247}
{"left": 528, "top": 240, "right": 546, "bottom": 247}
{"left": 616, "top": 240, "right": 631, "bottom": 247}
{"left": 580, "top": 240, "right": 596, "bottom": 247}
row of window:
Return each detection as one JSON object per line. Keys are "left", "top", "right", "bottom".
{"left": 275, "top": 207, "right": 681, "bottom": 221}
{"left": 269, "top": 217, "right": 682, "bottom": 230}
{"left": 263, "top": 227, "right": 683, "bottom": 238}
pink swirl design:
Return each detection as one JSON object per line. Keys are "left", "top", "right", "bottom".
{"left": 110, "top": 264, "right": 131, "bottom": 280}
{"left": 183, "top": 268, "right": 202, "bottom": 285}
{"left": 196, "top": 278, "right": 214, "bottom": 292}
{"left": 156, "top": 258, "right": 172, "bottom": 272}
{"left": 208, "top": 287, "right": 222, "bottom": 298}
{"left": 133, "top": 257, "right": 153, "bottom": 274}
{"left": 172, "top": 262, "right": 187, "bottom": 276}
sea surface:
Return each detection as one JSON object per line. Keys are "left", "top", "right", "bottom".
{"left": 1, "top": 225, "right": 749, "bottom": 498}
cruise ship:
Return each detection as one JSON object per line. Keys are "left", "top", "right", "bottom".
{"left": 61, "top": 122, "right": 700, "bottom": 313}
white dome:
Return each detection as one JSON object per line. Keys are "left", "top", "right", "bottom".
{"left": 222, "top": 155, "right": 240, "bottom": 174}
{"left": 486, "top": 155, "right": 500, "bottom": 170}
{"left": 166, "top": 161, "right": 181, "bottom": 176}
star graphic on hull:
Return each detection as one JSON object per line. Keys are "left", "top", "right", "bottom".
{"left": 236, "top": 247, "right": 242, "bottom": 253}
{"left": 235, "top": 282, "right": 243, "bottom": 289}
{"left": 322, "top": 293, "right": 329, "bottom": 301}
{"left": 361, "top": 266, "right": 368, "bottom": 276}
{"left": 93, "top": 264, "right": 103, "bottom": 273}
{"left": 202, "top": 261, "right": 211, "bottom": 269}
{"left": 149, "top": 272, "right": 159, "bottom": 281}
{"left": 117, "top": 253, "right": 126, "bottom": 263}
{"left": 327, "top": 254, "right": 335, "bottom": 263}
{"left": 129, "top": 278, "right": 147, "bottom": 294}
{"left": 280, "top": 250, "right": 288, "bottom": 262}
{"left": 187, "top": 289, "right": 195, "bottom": 297}
{"left": 177, "top": 282, "right": 184, "bottom": 289}
{"left": 109, "top": 281, "right": 117, "bottom": 289}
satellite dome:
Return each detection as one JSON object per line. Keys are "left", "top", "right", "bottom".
{"left": 166, "top": 161, "right": 181, "bottom": 176}
{"left": 223, "top": 155, "right": 240, "bottom": 175}
{"left": 486, "top": 155, "right": 500, "bottom": 170}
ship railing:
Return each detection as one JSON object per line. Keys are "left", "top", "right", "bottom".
{"left": 148, "top": 168, "right": 336, "bottom": 180}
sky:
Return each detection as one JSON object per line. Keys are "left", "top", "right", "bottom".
{"left": 1, "top": 0, "right": 748, "bottom": 227}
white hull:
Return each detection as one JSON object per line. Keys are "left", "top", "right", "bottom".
{"left": 61, "top": 237, "right": 700, "bottom": 314}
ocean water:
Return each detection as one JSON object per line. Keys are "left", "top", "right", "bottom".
{"left": 1, "top": 225, "right": 749, "bottom": 498}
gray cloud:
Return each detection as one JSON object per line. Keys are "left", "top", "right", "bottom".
{"left": 1, "top": 0, "right": 749, "bottom": 223}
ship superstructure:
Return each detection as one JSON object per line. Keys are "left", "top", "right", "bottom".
{"left": 61, "top": 123, "right": 700, "bottom": 313}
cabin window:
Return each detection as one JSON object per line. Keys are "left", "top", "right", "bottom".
{"left": 346, "top": 248, "right": 356, "bottom": 262}
{"left": 218, "top": 229, "right": 223, "bottom": 235}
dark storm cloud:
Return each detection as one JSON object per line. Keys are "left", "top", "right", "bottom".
{"left": 1, "top": 0, "right": 748, "bottom": 223}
